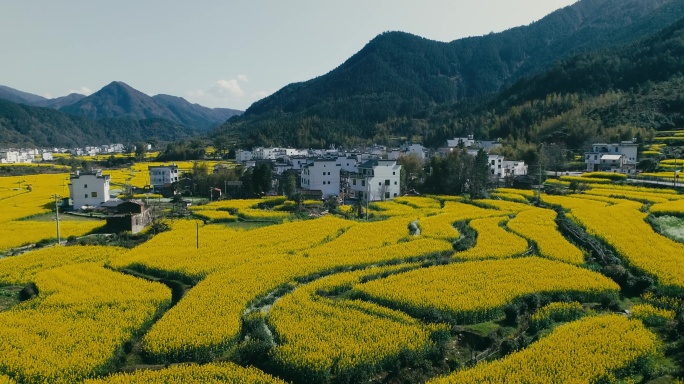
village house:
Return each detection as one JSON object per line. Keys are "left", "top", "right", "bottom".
{"left": 349, "top": 159, "right": 401, "bottom": 201}
{"left": 584, "top": 141, "right": 638, "bottom": 174}
{"left": 68, "top": 170, "right": 111, "bottom": 210}
{"left": 300, "top": 158, "right": 341, "bottom": 199}
{"left": 105, "top": 200, "right": 152, "bottom": 234}
{"left": 149, "top": 164, "right": 179, "bottom": 192}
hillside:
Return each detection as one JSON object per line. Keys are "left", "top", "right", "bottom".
{"left": 0, "top": 85, "right": 47, "bottom": 105}
{"left": 216, "top": 0, "right": 684, "bottom": 147}
{"left": 425, "top": 14, "right": 684, "bottom": 156}
{"left": 0, "top": 98, "right": 198, "bottom": 148}
{"left": 152, "top": 94, "right": 242, "bottom": 130}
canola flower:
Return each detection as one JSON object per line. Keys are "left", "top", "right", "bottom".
{"left": 544, "top": 195, "right": 684, "bottom": 288}
{"left": 454, "top": 216, "right": 529, "bottom": 261}
{"left": 82, "top": 362, "right": 286, "bottom": 384}
{"left": 630, "top": 303, "right": 676, "bottom": 326}
{"left": 650, "top": 199, "right": 684, "bottom": 216}
{"left": 529, "top": 302, "right": 585, "bottom": 330}
{"left": 0, "top": 245, "right": 126, "bottom": 285}
{"left": 419, "top": 201, "right": 506, "bottom": 241}
{"left": 269, "top": 266, "right": 445, "bottom": 380}
{"left": 354, "top": 257, "right": 618, "bottom": 324}
{"left": 427, "top": 315, "right": 658, "bottom": 383}
{"left": 0, "top": 263, "right": 171, "bottom": 384}
{"left": 507, "top": 207, "right": 585, "bottom": 265}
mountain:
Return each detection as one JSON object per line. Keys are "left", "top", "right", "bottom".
{"left": 30, "top": 93, "right": 86, "bottom": 109}
{"left": 60, "top": 81, "right": 242, "bottom": 131}
{"left": 0, "top": 85, "right": 47, "bottom": 105}
{"left": 0, "top": 98, "right": 200, "bottom": 148}
{"left": 152, "top": 94, "right": 242, "bottom": 130}
{"left": 60, "top": 81, "right": 181, "bottom": 122}
{"left": 455, "top": 14, "right": 684, "bottom": 151}
{"left": 216, "top": 0, "right": 684, "bottom": 147}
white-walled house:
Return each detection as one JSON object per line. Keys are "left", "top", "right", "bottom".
{"left": 41, "top": 152, "right": 54, "bottom": 161}
{"left": 300, "top": 158, "right": 341, "bottom": 199}
{"left": 584, "top": 142, "right": 638, "bottom": 174}
{"left": 0, "top": 151, "right": 19, "bottom": 164}
{"left": 488, "top": 155, "right": 505, "bottom": 178}
{"left": 502, "top": 161, "right": 528, "bottom": 177}
{"left": 350, "top": 159, "right": 401, "bottom": 201}
{"left": 69, "top": 170, "right": 111, "bottom": 209}
{"left": 236, "top": 150, "right": 253, "bottom": 164}
{"left": 149, "top": 164, "right": 179, "bottom": 191}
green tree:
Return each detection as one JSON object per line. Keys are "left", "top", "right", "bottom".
{"left": 284, "top": 171, "right": 297, "bottom": 199}
{"left": 134, "top": 142, "right": 147, "bottom": 161}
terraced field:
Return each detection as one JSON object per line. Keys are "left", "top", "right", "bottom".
{"left": 0, "top": 172, "right": 683, "bottom": 383}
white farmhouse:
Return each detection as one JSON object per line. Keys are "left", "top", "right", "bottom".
{"left": 488, "top": 155, "right": 505, "bottom": 178}
{"left": 502, "top": 161, "right": 528, "bottom": 177}
{"left": 584, "top": 141, "right": 638, "bottom": 174}
{"left": 0, "top": 151, "right": 19, "bottom": 164}
{"left": 149, "top": 164, "right": 179, "bottom": 191}
{"left": 236, "top": 150, "right": 253, "bottom": 164}
{"left": 350, "top": 159, "right": 401, "bottom": 201}
{"left": 69, "top": 170, "right": 111, "bottom": 210}
{"left": 300, "top": 158, "right": 341, "bottom": 199}
{"left": 41, "top": 152, "right": 54, "bottom": 161}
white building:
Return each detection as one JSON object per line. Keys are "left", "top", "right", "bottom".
{"left": 236, "top": 150, "right": 253, "bottom": 164}
{"left": 300, "top": 158, "right": 341, "bottom": 199}
{"left": 350, "top": 159, "right": 401, "bottom": 201}
{"left": 149, "top": 164, "right": 179, "bottom": 191}
{"left": 447, "top": 135, "right": 475, "bottom": 148}
{"left": 0, "top": 151, "right": 18, "bottom": 164}
{"left": 488, "top": 155, "right": 505, "bottom": 178}
{"left": 584, "top": 142, "right": 638, "bottom": 174}
{"left": 502, "top": 161, "right": 528, "bottom": 177}
{"left": 41, "top": 152, "right": 54, "bottom": 161}
{"left": 69, "top": 170, "right": 111, "bottom": 210}
{"left": 253, "top": 147, "right": 278, "bottom": 160}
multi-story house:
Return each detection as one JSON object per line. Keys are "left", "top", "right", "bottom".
{"left": 69, "top": 170, "right": 111, "bottom": 209}
{"left": 349, "top": 159, "right": 401, "bottom": 201}
{"left": 300, "top": 158, "right": 341, "bottom": 199}
{"left": 149, "top": 164, "right": 180, "bottom": 192}
{"left": 584, "top": 141, "right": 638, "bottom": 174}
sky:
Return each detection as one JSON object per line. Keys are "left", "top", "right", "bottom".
{"left": 1, "top": 0, "right": 577, "bottom": 110}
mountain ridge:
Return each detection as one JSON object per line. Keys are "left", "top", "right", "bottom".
{"left": 216, "top": 0, "right": 684, "bottom": 148}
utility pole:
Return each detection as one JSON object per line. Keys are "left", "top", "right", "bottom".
{"left": 54, "top": 195, "right": 61, "bottom": 245}
{"left": 365, "top": 174, "right": 370, "bottom": 220}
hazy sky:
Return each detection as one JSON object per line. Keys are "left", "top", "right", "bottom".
{"left": 1, "top": 1, "right": 577, "bottom": 110}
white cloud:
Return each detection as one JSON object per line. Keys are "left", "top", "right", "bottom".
{"left": 187, "top": 76, "right": 261, "bottom": 109}
{"left": 69, "top": 86, "right": 93, "bottom": 96}
{"left": 210, "top": 79, "right": 246, "bottom": 98}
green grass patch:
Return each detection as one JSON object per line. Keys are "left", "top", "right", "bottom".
{"left": 463, "top": 321, "right": 501, "bottom": 337}
{"left": 652, "top": 215, "right": 684, "bottom": 243}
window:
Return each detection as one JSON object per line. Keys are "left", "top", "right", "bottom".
{"left": 361, "top": 180, "right": 365, "bottom": 187}
{"left": 85, "top": 194, "right": 88, "bottom": 198}
{"left": 393, "top": 193, "right": 398, "bottom": 197}
{"left": 394, "top": 181, "right": 397, "bottom": 185}
{"left": 84, "top": 184, "right": 88, "bottom": 188}
{"left": 385, "top": 192, "right": 390, "bottom": 199}
{"left": 385, "top": 179, "right": 390, "bottom": 186}
{"left": 91, "top": 192, "right": 98, "bottom": 198}
{"left": 353, "top": 179, "right": 357, "bottom": 185}
{"left": 378, "top": 182, "right": 382, "bottom": 186}
{"left": 393, "top": 172, "right": 395, "bottom": 175}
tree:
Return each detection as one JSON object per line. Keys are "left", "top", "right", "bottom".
{"left": 134, "top": 142, "right": 147, "bottom": 161}
{"left": 213, "top": 136, "right": 229, "bottom": 159}
{"left": 469, "top": 149, "right": 490, "bottom": 199}
{"left": 283, "top": 171, "right": 297, "bottom": 199}
{"left": 398, "top": 153, "right": 424, "bottom": 194}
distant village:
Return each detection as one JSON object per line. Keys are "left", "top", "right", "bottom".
{"left": 2, "top": 137, "right": 640, "bottom": 215}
